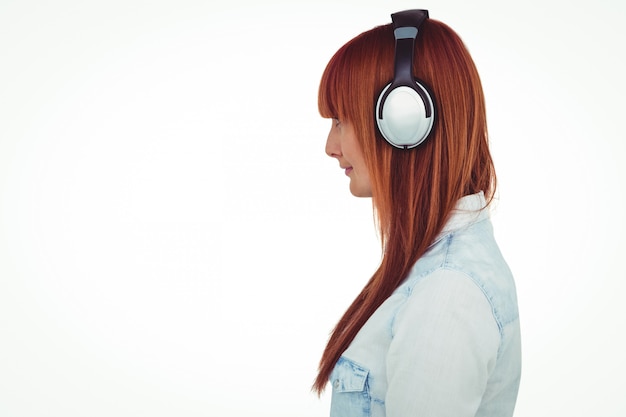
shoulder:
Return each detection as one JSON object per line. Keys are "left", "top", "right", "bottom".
{"left": 394, "top": 268, "right": 496, "bottom": 330}
{"left": 389, "top": 268, "right": 502, "bottom": 364}
{"left": 400, "top": 217, "right": 519, "bottom": 329}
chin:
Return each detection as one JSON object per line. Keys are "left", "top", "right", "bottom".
{"left": 350, "top": 185, "right": 373, "bottom": 198}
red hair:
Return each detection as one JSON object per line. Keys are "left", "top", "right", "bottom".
{"left": 314, "top": 19, "right": 496, "bottom": 394}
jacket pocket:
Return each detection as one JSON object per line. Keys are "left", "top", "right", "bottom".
{"left": 329, "top": 356, "right": 371, "bottom": 417}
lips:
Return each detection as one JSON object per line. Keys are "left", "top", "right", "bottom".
{"left": 339, "top": 164, "right": 353, "bottom": 176}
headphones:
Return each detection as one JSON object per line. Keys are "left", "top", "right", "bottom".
{"left": 375, "top": 9, "right": 435, "bottom": 149}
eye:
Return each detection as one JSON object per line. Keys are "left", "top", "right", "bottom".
{"left": 332, "top": 118, "right": 341, "bottom": 127}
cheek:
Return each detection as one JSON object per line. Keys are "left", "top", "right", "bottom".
{"left": 348, "top": 144, "right": 367, "bottom": 170}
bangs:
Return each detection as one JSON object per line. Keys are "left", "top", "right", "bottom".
{"left": 318, "top": 25, "right": 393, "bottom": 124}
{"left": 318, "top": 46, "right": 345, "bottom": 120}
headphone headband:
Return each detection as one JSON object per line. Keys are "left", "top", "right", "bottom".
{"left": 389, "top": 10, "right": 428, "bottom": 95}
{"left": 391, "top": 9, "right": 429, "bottom": 29}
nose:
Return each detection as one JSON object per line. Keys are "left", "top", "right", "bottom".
{"left": 325, "top": 125, "right": 341, "bottom": 158}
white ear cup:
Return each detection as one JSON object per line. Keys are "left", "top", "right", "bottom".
{"left": 375, "top": 81, "right": 435, "bottom": 149}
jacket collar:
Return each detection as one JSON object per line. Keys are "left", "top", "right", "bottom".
{"left": 434, "top": 191, "right": 489, "bottom": 243}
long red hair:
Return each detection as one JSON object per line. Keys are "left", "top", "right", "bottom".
{"left": 314, "top": 19, "right": 496, "bottom": 394}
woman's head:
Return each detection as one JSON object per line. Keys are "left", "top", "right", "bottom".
{"left": 314, "top": 15, "right": 496, "bottom": 394}
{"left": 319, "top": 19, "right": 495, "bottom": 234}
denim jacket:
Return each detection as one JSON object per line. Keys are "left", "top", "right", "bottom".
{"left": 329, "top": 192, "right": 521, "bottom": 417}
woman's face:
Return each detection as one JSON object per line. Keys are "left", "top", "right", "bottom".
{"left": 325, "top": 118, "right": 372, "bottom": 198}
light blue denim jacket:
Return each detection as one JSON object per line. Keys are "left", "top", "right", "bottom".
{"left": 329, "top": 192, "right": 521, "bottom": 417}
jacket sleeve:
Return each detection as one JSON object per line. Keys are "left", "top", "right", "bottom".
{"left": 385, "top": 268, "right": 501, "bottom": 417}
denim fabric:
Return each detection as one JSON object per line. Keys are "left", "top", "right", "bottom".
{"left": 329, "top": 192, "right": 521, "bottom": 417}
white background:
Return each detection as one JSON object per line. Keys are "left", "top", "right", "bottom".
{"left": 1, "top": 0, "right": 624, "bottom": 416}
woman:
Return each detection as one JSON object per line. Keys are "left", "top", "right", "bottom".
{"left": 314, "top": 9, "right": 521, "bottom": 417}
